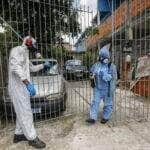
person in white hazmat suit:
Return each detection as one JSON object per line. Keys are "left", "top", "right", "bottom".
{"left": 8, "top": 36, "right": 50, "bottom": 149}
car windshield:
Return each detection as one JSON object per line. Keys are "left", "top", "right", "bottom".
{"left": 31, "top": 60, "right": 59, "bottom": 76}
{"left": 66, "top": 60, "right": 82, "bottom": 66}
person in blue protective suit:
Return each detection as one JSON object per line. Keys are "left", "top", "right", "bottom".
{"left": 86, "top": 47, "right": 117, "bottom": 124}
{"left": 8, "top": 36, "right": 50, "bottom": 149}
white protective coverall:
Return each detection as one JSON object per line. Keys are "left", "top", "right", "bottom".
{"left": 8, "top": 45, "right": 44, "bottom": 140}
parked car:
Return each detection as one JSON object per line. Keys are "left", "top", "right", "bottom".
{"left": 63, "top": 59, "right": 89, "bottom": 80}
{"left": 2, "top": 58, "right": 67, "bottom": 118}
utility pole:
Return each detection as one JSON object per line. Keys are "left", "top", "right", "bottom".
{"left": 127, "top": 0, "right": 133, "bottom": 40}
{"left": 111, "top": 0, "right": 115, "bottom": 62}
{"left": 97, "top": 0, "right": 100, "bottom": 50}
{"left": 97, "top": 0, "right": 100, "bottom": 25}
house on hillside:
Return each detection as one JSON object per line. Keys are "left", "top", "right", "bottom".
{"left": 86, "top": 0, "right": 150, "bottom": 82}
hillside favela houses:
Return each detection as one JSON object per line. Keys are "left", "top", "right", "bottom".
{"left": 81, "top": 0, "right": 150, "bottom": 97}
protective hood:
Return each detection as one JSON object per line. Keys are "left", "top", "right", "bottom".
{"left": 22, "top": 36, "right": 37, "bottom": 48}
{"left": 99, "top": 47, "right": 110, "bottom": 59}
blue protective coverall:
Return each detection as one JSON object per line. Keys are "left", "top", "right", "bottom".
{"left": 89, "top": 49, "right": 117, "bottom": 120}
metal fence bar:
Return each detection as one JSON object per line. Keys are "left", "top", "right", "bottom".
{"left": 0, "top": 0, "right": 149, "bottom": 129}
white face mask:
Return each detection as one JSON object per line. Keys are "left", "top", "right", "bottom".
{"left": 103, "top": 58, "right": 109, "bottom": 64}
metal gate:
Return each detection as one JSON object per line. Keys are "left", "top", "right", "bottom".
{"left": 0, "top": 0, "right": 150, "bottom": 128}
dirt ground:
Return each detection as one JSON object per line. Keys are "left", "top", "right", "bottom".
{"left": 1, "top": 81, "right": 150, "bottom": 150}
{"left": 1, "top": 114, "right": 150, "bottom": 150}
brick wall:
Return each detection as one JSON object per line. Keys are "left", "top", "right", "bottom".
{"left": 86, "top": 0, "right": 150, "bottom": 49}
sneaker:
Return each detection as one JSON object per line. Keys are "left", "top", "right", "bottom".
{"left": 13, "top": 134, "right": 27, "bottom": 143}
{"left": 28, "top": 137, "right": 46, "bottom": 149}
{"left": 101, "top": 118, "right": 109, "bottom": 124}
{"left": 86, "top": 118, "right": 96, "bottom": 124}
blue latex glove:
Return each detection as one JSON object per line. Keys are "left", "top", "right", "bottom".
{"left": 43, "top": 61, "right": 51, "bottom": 70}
{"left": 26, "top": 83, "right": 36, "bottom": 96}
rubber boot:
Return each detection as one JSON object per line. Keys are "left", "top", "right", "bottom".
{"left": 13, "top": 134, "right": 27, "bottom": 143}
{"left": 86, "top": 118, "right": 96, "bottom": 124}
{"left": 101, "top": 118, "right": 109, "bottom": 124}
{"left": 28, "top": 137, "right": 46, "bottom": 149}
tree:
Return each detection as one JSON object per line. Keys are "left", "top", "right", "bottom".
{"left": 75, "top": 26, "right": 99, "bottom": 46}
{"left": 82, "top": 50, "right": 97, "bottom": 69}
{"left": 0, "top": 0, "right": 80, "bottom": 44}
{"left": 48, "top": 45, "right": 73, "bottom": 64}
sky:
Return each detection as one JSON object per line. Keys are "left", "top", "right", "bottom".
{"left": 80, "top": 0, "right": 97, "bottom": 11}
{"left": 64, "top": 0, "right": 97, "bottom": 49}
{"left": 79, "top": 0, "right": 97, "bottom": 32}
{"left": 0, "top": 0, "right": 98, "bottom": 49}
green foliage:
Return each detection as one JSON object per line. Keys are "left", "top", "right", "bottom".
{"left": 82, "top": 50, "right": 97, "bottom": 69}
{"left": 0, "top": 28, "right": 21, "bottom": 56}
{"left": 48, "top": 45, "right": 73, "bottom": 64}
{"left": 81, "top": 27, "right": 99, "bottom": 39}
{"left": 76, "top": 26, "right": 99, "bottom": 45}
{"left": 0, "top": 0, "right": 80, "bottom": 44}
{"left": 92, "top": 27, "right": 99, "bottom": 35}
